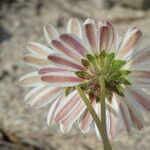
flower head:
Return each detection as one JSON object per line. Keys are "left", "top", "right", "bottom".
{"left": 20, "top": 18, "right": 150, "bottom": 140}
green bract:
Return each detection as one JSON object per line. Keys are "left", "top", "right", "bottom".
{"left": 76, "top": 51, "right": 131, "bottom": 101}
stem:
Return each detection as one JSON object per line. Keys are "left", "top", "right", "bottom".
{"left": 99, "top": 76, "right": 112, "bottom": 150}
{"left": 76, "top": 86, "right": 103, "bottom": 134}
{"left": 76, "top": 86, "right": 112, "bottom": 150}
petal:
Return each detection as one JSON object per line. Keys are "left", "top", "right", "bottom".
{"left": 115, "top": 94, "right": 132, "bottom": 133}
{"left": 60, "top": 101, "right": 86, "bottom": 133}
{"left": 51, "top": 39, "right": 82, "bottom": 61}
{"left": 127, "top": 48, "right": 150, "bottom": 69}
{"left": 118, "top": 27, "right": 142, "bottom": 58}
{"left": 79, "top": 110, "right": 92, "bottom": 133}
{"left": 47, "top": 93, "right": 65, "bottom": 126}
{"left": 60, "top": 34, "right": 87, "bottom": 56}
{"left": 126, "top": 86, "right": 150, "bottom": 112}
{"left": 39, "top": 67, "right": 70, "bottom": 74}
{"left": 19, "top": 72, "right": 43, "bottom": 87}
{"left": 98, "top": 21, "right": 115, "bottom": 52}
{"left": 123, "top": 92, "right": 145, "bottom": 129}
{"left": 67, "top": 18, "right": 82, "bottom": 38}
{"left": 83, "top": 19, "right": 98, "bottom": 53}
{"left": 41, "top": 74, "right": 84, "bottom": 87}
{"left": 129, "top": 77, "right": 150, "bottom": 89}
{"left": 108, "top": 96, "right": 118, "bottom": 139}
{"left": 26, "top": 42, "right": 51, "bottom": 57}
{"left": 129, "top": 108, "right": 143, "bottom": 130}
{"left": 23, "top": 54, "right": 49, "bottom": 68}
{"left": 129, "top": 71, "right": 150, "bottom": 88}
{"left": 43, "top": 24, "right": 59, "bottom": 44}
{"left": 47, "top": 53, "right": 84, "bottom": 71}
{"left": 79, "top": 100, "right": 96, "bottom": 133}
{"left": 25, "top": 85, "right": 45, "bottom": 104}
{"left": 30, "top": 87, "right": 62, "bottom": 108}
{"left": 54, "top": 90, "right": 81, "bottom": 123}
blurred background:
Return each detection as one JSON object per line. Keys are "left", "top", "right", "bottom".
{"left": 0, "top": 0, "right": 150, "bottom": 149}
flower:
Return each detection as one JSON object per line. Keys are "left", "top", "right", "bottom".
{"left": 20, "top": 18, "right": 150, "bottom": 140}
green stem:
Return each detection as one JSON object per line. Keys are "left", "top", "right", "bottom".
{"left": 76, "top": 86, "right": 103, "bottom": 134}
{"left": 99, "top": 76, "right": 112, "bottom": 150}
{"left": 76, "top": 86, "right": 112, "bottom": 150}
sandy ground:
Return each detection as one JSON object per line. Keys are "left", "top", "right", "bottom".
{"left": 0, "top": 0, "right": 150, "bottom": 149}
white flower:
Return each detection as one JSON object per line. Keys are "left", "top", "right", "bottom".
{"left": 20, "top": 18, "right": 150, "bottom": 140}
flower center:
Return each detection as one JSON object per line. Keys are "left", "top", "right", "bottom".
{"left": 75, "top": 51, "right": 131, "bottom": 102}
{"left": 64, "top": 51, "right": 131, "bottom": 102}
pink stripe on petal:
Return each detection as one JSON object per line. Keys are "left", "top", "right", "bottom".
{"left": 31, "top": 88, "right": 62, "bottom": 108}
{"left": 115, "top": 95, "right": 131, "bottom": 133}
{"left": 127, "top": 86, "right": 150, "bottom": 112}
{"left": 109, "top": 111, "right": 116, "bottom": 139}
{"left": 54, "top": 93, "right": 81, "bottom": 123}
{"left": 83, "top": 20, "right": 98, "bottom": 52}
{"left": 79, "top": 110, "right": 92, "bottom": 132}
{"left": 118, "top": 27, "right": 142, "bottom": 58}
{"left": 39, "top": 67, "right": 69, "bottom": 74}
{"left": 48, "top": 54, "right": 84, "bottom": 70}
{"left": 99, "top": 26, "right": 110, "bottom": 51}
{"left": 60, "top": 34, "right": 87, "bottom": 56}
{"left": 41, "top": 75, "right": 83, "bottom": 83}
{"left": 129, "top": 108, "right": 143, "bottom": 130}
{"left": 131, "top": 71, "right": 150, "bottom": 80}
{"left": 61, "top": 102, "right": 86, "bottom": 133}
{"left": 47, "top": 93, "right": 64, "bottom": 126}
{"left": 51, "top": 40, "right": 82, "bottom": 61}
{"left": 128, "top": 48, "right": 150, "bottom": 66}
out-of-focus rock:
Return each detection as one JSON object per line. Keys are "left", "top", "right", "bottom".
{"left": 113, "top": 0, "right": 150, "bottom": 9}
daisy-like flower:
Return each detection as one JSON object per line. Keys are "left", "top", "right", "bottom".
{"left": 20, "top": 18, "right": 150, "bottom": 142}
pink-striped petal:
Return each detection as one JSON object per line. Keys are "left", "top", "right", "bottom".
{"left": 23, "top": 54, "right": 49, "bottom": 68}
{"left": 108, "top": 96, "right": 118, "bottom": 139}
{"left": 26, "top": 42, "right": 51, "bottom": 56}
{"left": 30, "top": 87, "right": 62, "bottom": 108}
{"left": 25, "top": 85, "right": 45, "bottom": 104}
{"left": 128, "top": 48, "right": 150, "bottom": 68}
{"left": 51, "top": 39, "right": 82, "bottom": 61}
{"left": 83, "top": 19, "right": 98, "bottom": 53}
{"left": 43, "top": 24, "right": 59, "bottom": 44}
{"left": 98, "top": 21, "right": 115, "bottom": 52}
{"left": 41, "top": 74, "right": 84, "bottom": 87}
{"left": 79, "top": 110, "right": 92, "bottom": 133}
{"left": 19, "top": 72, "right": 43, "bottom": 87}
{"left": 47, "top": 53, "right": 84, "bottom": 71}
{"left": 130, "top": 71, "right": 150, "bottom": 80}
{"left": 79, "top": 100, "right": 96, "bottom": 133}
{"left": 60, "top": 101, "right": 86, "bottom": 133}
{"left": 54, "top": 91, "right": 81, "bottom": 123}
{"left": 118, "top": 27, "right": 142, "bottom": 58}
{"left": 60, "top": 34, "right": 87, "bottom": 56}
{"left": 47, "top": 93, "right": 64, "bottom": 126}
{"left": 126, "top": 86, "right": 150, "bottom": 112}
{"left": 99, "top": 25, "right": 111, "bottom": 51}
{"left": 123, "top": 92, "right": 145, "bottom": 129}
{"left": 115, "top": 94, "right": 132, "bottom": 133}
{"left": 129, "top": 108, "right": 143, "bottom": 130}
{"left": 67, "top": 18, "right": 82, "bottom": 38}
{"left": 39, "top": 67, "right": 70, "bottom": 74}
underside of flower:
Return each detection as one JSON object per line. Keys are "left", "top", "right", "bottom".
{"left": 20, "top": 18, "right": 150, "bottom": 145}
{"left": 73, "top": 51, "right": 131, "bottom": 102}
